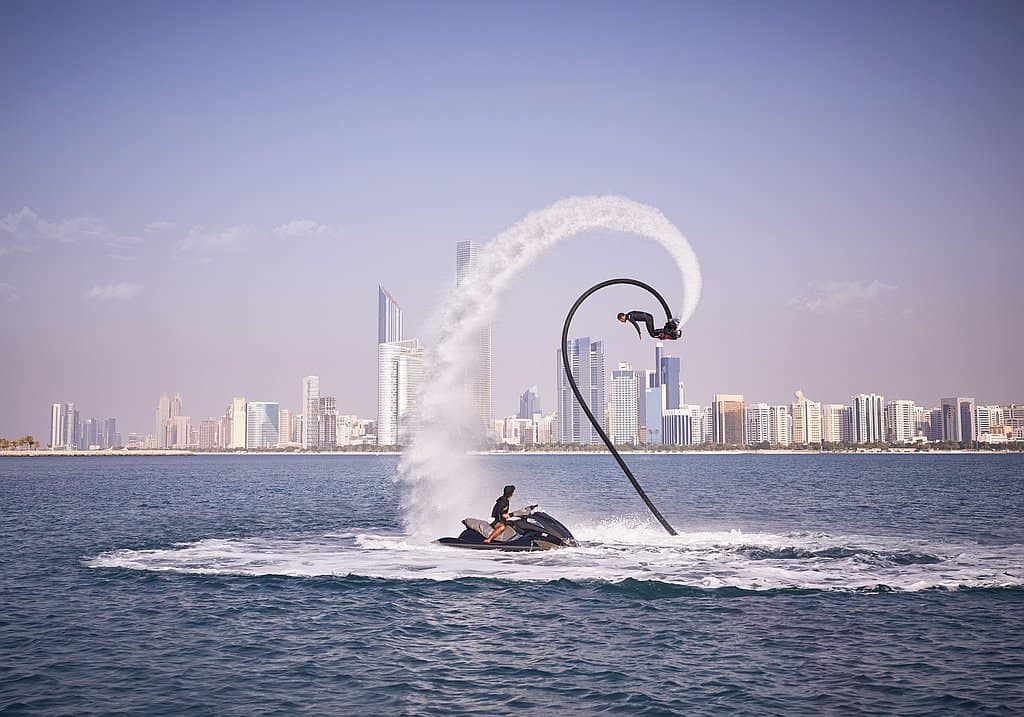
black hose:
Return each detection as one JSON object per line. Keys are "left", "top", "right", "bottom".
{"left": 560, "top": 278, "right": 678, "bottom": 536}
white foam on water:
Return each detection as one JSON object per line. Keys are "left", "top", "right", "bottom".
{"left": 87, "top": 519, "right": 1024, "bottom": 593}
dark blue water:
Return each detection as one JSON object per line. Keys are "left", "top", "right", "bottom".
{"left": 2, "top": 454, "right": 1023, "bottom": 715}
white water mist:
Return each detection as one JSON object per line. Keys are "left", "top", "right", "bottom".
{"left": 399, "top": 195, "right": 702, "bottom": 538}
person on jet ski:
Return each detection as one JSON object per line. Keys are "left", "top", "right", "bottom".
{"left": 483, "top": 484, "right": 516, "bottom": 544}
{"left": 617, "top": 311, "right": 682, "bottom": 341}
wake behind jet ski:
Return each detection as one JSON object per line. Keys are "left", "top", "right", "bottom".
{"left": 435, "top": 505, "right": 578, "bottom": 551}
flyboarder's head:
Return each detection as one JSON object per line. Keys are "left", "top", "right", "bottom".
{"left": 503, "top": 484, "right": 515, "bottom": 498}
{"left": 617, "top": 312, "right": 627, "bottom": 322}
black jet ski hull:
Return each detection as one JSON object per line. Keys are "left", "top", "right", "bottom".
{"left": 435, "top": 511, "right": 576, "bottom": 551}
{"left": 433, "top": 537, "right": 560, "bottom": 552}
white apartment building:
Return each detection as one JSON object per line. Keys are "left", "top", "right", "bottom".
{"left": 611, "top": 362, "right": 639, "bottom": 446}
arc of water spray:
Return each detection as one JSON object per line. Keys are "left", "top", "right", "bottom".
{"left": 399, "top": 195, "right": 702, "bottom": 538}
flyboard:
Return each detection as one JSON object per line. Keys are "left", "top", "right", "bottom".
{"left": 436, "top": 277, "right": 681, "bottom": 550}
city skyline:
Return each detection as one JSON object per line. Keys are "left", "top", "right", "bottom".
{"left": 3, "top": 3, "right": 1023, "bottom": 440}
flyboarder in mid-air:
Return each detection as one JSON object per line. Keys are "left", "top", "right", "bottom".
{"left": 617, "top": 311, "right": 682, "bottom": 341}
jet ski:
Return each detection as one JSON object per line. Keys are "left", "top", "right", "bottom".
{"left": 435, "top": 505, "right": 578, "bottom": 551}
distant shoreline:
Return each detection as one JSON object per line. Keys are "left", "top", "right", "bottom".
{"left": 1, "top": 448, "right": 1020, "bottom": 458}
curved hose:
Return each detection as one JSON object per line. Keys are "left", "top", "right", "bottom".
{"left": 561, "top": 278, "right": 678, "bottom": 536}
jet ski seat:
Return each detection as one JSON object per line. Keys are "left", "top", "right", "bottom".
{"left": 462, "top": 518, "right": 516, "bottom": 542}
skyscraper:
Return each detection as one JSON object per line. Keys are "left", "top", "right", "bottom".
{"left": 456, "top": 240, "right": 492, "bottom": 430}
{"left": 302, "top": 376, "right": 320, "bottom": 449}
{"left": 277, "top": 409, "right": 293, "bottom": 448}
{"left": 519, "top": 386, "right": 539, "bottom": 419}
{"left": 768, "top": 405, "right": 792, "bottom": 446}
{"left": 745, "top": 403, "right": 771, "bottom": 445}
{"left": 230, "top": 397, "right": 247, "bottom": 449}
{"left": 852, "top": 393, "right": 886, "bottom": 443}
{"left": 611, "top": 362, "right": 639, "bottom": 446}
{"left": 377, "top": 339, "right": 424, "bottom": 445}
{"left": 198, "top": 418, "right": 218, "bottom": 450}
{"left": 50, "top": 403, "right": 66, "bottom": 449}
{"left": 940, "top": 397, "right": 976, "bottom": 443}
{"left": 65, "top": 402, "right": 80, "bottom": 450}
{"left": 885, "top": 400, "right": 917, "bottom": 443}
{"left": 378, "top": 285, "right": 403, "bottom": 344}
{"left": 155, "top": 393, "right": 170, "bottom": 449}
{"left": 246, "top": 402, "right": 279, "bottom": 449}
{"left": 556, "top": 337, "right": 606, "bottom": 445}
{"left": 319, "top": 396, "right": 338, "bottom": 448}
{"left": 792, "top": 390, "right": 823, "bottom": 445}
{"left": 663, "top": 405, "right": 702, "bottom": 446}
{"left": 821, "top": 404, "right": 848, "bottom": 444}
{"left": 660, "top": 355, "right": 683, "bottom": 410}
{"left": 712, "top": 394, "right": 746, "bottom": 445}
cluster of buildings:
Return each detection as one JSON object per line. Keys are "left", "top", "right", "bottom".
{"left": 48, "top": 402, "right": 120, "bottom": 450}
{"left": 43, "top": 239, "right": 1020, "bottom": 452}
{"left": 491, "top": 341, "right": 1024, "bottom": 449}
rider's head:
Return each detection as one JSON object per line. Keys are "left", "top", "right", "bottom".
{"left": 503, "top": 484, "right": 515, "bottom": 498}
{"left": 617, "top": 312, "right": 627, "bottom": 322}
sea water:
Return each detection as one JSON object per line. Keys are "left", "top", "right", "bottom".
{"left": 1, "top": 454, "right": 1022, "bottom": 714}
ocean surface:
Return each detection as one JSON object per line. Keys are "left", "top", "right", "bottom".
{"left": 1, "top": 453, "right": 1023, "bottom": 715}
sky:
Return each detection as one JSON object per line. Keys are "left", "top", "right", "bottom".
{"left": 1, "top": 1, "right": 1022, "bottom": 441}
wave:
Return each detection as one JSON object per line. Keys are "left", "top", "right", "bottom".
{"left": 86, "top": 519, "right": 1024, "bottom": 594}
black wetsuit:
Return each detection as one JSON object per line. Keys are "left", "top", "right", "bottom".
{"left": 625, "top": 311, "right": 659, "bottom": 339}
{"left": 490, "top": 496, "right": 510, "bottom": 527}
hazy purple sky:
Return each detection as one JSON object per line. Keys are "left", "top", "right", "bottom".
{"left": 2, "top": 1, "right": 1022, "bottom": 440}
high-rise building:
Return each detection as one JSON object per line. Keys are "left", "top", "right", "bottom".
{"left": 455, "top": 241, "right": 492, "bottom": 430}
{"left": 644, "top": 386, "right": 664, "bottom": 445}
{"left": 940, "top": 397, "right": 976, "bottom": 443}
{"left": 852, "top": 393, "right": 886, "bottom": 443}
{"left": 319, "top": 396, "right": 338, "bottom": 448}
{"left": 925, "top": 408, "right": 943, "bottom": 441}
{"left": 302, "top": 376, "right": 320, "bottom": 449}
{"left": 170, "top": 392, "right": 182, "bottom": 419}
{"left": 230, "top": 397, "right": 247, "bottom": 449}
{"left": 377, "top": 339, "right": 424, "bottom": 445}
{"left": 660, "top": 355, "right": 683, "bottom": 410}
{"left": 663, "top": 405, "right": 702, "bottom": 446}
{"left": 634, "top": 368, "right": 648, "bottom": 442}
{"left": 378, "top": 285, "right": 403, "bottom": 344}
{"left": 975, "top": 405, "right": 1003, "bottom": 438}
{"left": 277, "top": 409, "right": 293, "bottom": 448}
{"left": 83, "top": 417, "right": 98, "bottom": 449}
{"left": 198, "top": 419, "right": 218, "bottom": 450}
{"left": 768, "top": 405, "right": 791, "bottom": 446}
{"left": 886, "top": 400, "right": 917, "bottom": 443}
{"left": 102, "top": 417, "right": 118, "bottom": 449}
{"left": 1004, "top": 404, "right": 1024, "bottom": 428}
{"left": 821, "top": 404, "right": 847, "bottom": 444}
{"left": 653, "top": 343, "right": 664, "bottom": 387}
{"left": 50, "top": 403, "right": 66, "bottom": 449}
{"left": 712, "top": 394, "right": 746, "bottom": 446}
{"left": 155, "top": 393, "right": 170, "bottom": 449}
{"left": 745, "top": 403, "right": 771, "bottom": 445}
{"left": 246, "top": 402, "right": 279, "bottom": 449}
{"left": 535, "top": 413, "right": 556, "bottom": 445}
{"left": 611, "top": 362, "right": 639, "bottom": 446}
{"left": 556, "top": 337, "right": 606, "bottom": 445}
{"left": 171, "top": 416, "right": 189, "bottom": 449}
{"left": 791, "top": 391, "right": 823, "bottom": 445}
{"left": 65, "top": 402, "right": 80, "bottom": 450}
{"left": 519, "top": 386, "right": 539, "bottom": 420}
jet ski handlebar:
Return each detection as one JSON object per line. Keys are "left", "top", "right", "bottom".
{"left": 510, "top": 504, "right": 539, "bottom": 518}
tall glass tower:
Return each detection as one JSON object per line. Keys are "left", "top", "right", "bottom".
{"left": 378, "top": 285, "right": 403, "bottom": 344}
{"left": 455, "top": 241, "right": 492, "bottom": 432}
